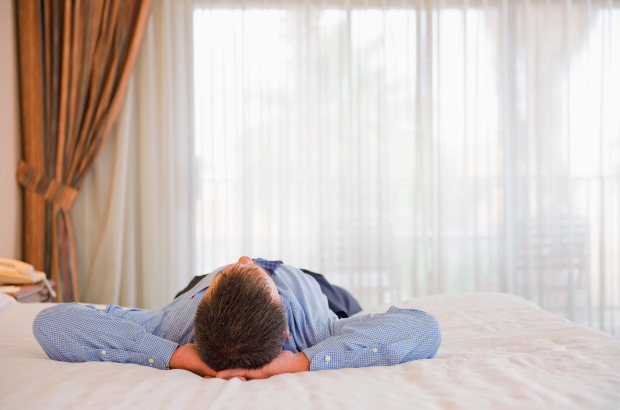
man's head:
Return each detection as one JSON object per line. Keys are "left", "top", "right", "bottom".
{"left": 193, "top": 257, "right": 288, "bottom": 372}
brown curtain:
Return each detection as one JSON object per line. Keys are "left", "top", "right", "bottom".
{"left": 14, "top": 0, "right": 152, "bottom": 302}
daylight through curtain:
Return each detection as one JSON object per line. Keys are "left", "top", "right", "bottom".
{"left": 192, "top": 0, "right": 620, "bottom": 336}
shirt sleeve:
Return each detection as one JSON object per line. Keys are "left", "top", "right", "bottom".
{"left": 32, "top": 303, "right": 179, "bottom": 370}
{"left": 301, "top": 306, "right": 442, "bottom": 371}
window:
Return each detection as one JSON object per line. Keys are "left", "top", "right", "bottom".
{"left": 192, "top": 2, "right": 620, "bottom": 335}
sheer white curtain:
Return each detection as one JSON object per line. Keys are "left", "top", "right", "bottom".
{"left": 193, "top": 0, "right": 620, "bottom": 335}
{"left": 73, "top": 0, "right": 195, "bottom": 310}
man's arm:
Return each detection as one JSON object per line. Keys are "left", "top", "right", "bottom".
{"left": 301, "top": 306, "right": 441, "bottom": 371}
{"left": 277, "top": 264, "right": 441, "bottom": 371}
{"left": 33, "top": 303, "right": 217, "bottom": 377}
{"left": 216, "top": 307, "right": 440, "bottom": 379}
{"left": 33, "top": 303, "right": 179, "bottom": 369}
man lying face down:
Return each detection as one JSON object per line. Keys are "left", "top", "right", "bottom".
{"left": 33, "top": 257, "right": 442, "bottom": 380}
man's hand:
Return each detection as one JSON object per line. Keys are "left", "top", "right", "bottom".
{"left": 215, "top": 351, "right": 310, "bottom": 380}
{"left": 168, "top": 344, "right": 218, "bottom": 378}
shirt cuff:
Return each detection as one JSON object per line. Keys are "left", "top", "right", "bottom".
{"left": 302, "top": 345, "right": 342, "bottom": 371}
{"left": 138, "top": 332, "right": 179, "bottom": 370}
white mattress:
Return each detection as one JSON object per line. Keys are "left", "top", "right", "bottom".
{"left": 0, "top": 293, "right": 618, "bottom": 409}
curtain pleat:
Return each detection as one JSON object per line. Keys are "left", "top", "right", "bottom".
{"left": 71, "top": 0, "right": 196, "bottom": 309}
{"left": 15, "top": 0, "right": 152, "bottom": 302}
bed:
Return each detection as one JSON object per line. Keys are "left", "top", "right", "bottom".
{"left": 0, "top": 292, "right": 618, "bottom": 409}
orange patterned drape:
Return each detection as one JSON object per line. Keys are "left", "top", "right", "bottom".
{"left": 15, "top": 0, "right": 152, "bottom": 302}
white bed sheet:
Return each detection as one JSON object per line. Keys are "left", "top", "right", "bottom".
{"left": 0, "top": 293, "right": 618, "bottom": 409}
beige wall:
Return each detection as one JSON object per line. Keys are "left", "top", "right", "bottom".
{"left": 0, "top": 0, "right": 22, "bottom": 260}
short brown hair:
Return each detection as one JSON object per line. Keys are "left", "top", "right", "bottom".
{"left": 193, "top": 265, "right": 287, "bottom": 371}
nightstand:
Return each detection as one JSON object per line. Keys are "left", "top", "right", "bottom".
{"left": 0, "top": 280, "right": 56, "bottom": 303}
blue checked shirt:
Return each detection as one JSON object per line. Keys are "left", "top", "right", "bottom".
{"left": 33, "top": 259, "right": 441, "bottom": 371}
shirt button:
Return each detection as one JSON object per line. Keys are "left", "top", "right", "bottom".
{"left": 372, "top": 348, "right": 378, "bottom": 353}
{"left": 325, "top": 355, "right": 331, "bottom": 362}
{"left": 148, "top": 358, "right": 154, "bottom": 363}
{"left": 101, "top": 350, "right": 107, "bottom": 355}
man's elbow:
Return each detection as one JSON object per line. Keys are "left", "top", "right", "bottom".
{"left": 402, "top": 310, "right": 442, "bottom": 361}
{"left": 32, "top": 304, "right": 75, "bottom": 361}
{"left": 33, "top": 305, "right": 55, "bottom": 342}
{"left": 420, "top": 312, "right": 442, "bottom": 359}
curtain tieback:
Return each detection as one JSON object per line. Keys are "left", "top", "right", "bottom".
{"left": 16, "top": 160, "right": 79, "bottom": 211}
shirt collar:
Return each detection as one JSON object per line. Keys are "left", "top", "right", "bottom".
{"left": 252, "top": 259, "right": 283, "bottom": 276}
